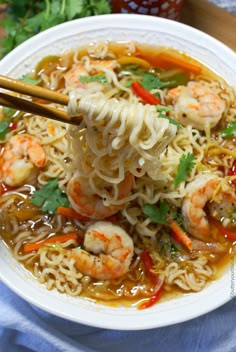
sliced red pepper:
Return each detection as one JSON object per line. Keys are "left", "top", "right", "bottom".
{"left": 228, "top": 160, "right": 236, "bottom": 187}
{"left": 140, "top": 249, "right": 157, "bottom": 283}
{"left": 131, "top": 81, "right": 161, "bottom": 105}
{"left": 138, "top": 285, "right": 163, "bottom": 310}
{"left": 138, "top": 250, "right": 163, "bottom": 309}
{"left": 212, "top": 218, "right": 236, "bottom": 240}
{"left": 8, "top": 122, "right": 17, "bottom": 131}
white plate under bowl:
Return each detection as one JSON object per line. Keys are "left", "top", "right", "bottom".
{"left": 0, "top": 14, "right": 236, "bottom": 330}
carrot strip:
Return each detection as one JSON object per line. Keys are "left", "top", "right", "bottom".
{"left": 131, "top": 81, "right": 161, "bottom": 105}
{"left": 169, "top": 220, "right": 192, "bottom": 250}
{"left": 23, "top": 233, "right": 79, "bottom": 253}
{"left": 57, "top": 206, "right": 90, "bottom": 221}
{"left": 57, "top": 206, "right": 119, "bottom": 222}
{"left": 157, "top": 53, "right": 201, "bottom": 74}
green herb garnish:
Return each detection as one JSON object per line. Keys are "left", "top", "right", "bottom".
{"left": 156, "top": 105, "right": 172, "bottom": 113}
{"left": 19, "top": 74, "right": 41, "bottom": 85}
{"left": 141, "top": 72, "right": 188, "bottom": 91}
{"left": 174, "top": 153, "right": 195, "bottom": 188}
{"left": 159, "top": 113, "right": 182, "bottom": 129}
{"left": 79, "top": 74, "right": 108, "bottom": 84}
{"left": 221, "top": 121, "right": 236, "bottom": 139}
{"left": 156, "top": 105, "right": 182, "bottom": 129}
{"left": 143, "top": 201, "right": 170, "bottom": 225}
{"left": 141, "top": 73, "right": 169, "bottom": 91}
{"left": 0, "top": 120, "right": 10, "bottom": 140}
{"left": 31, "top": 178, "right": 69, "bottom": 214}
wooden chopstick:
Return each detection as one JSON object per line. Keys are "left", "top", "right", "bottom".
{"left": 0, "top": 74, "right": 69, "bottom": 106}
{"left": 0, "top": 74, "right": 82, "bottom": 125}
{"left": 0, "top": 92, "right": 81, "bottom": 125}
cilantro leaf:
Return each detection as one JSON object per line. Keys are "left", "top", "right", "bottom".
{"left": 143, "top": 201, "right": 170, "bottom": 225}
{"left": 159, "top": 114, "right": 182, "bottom": 129}
{"left": 31, "top": 178, "right": 69, "bottom": 214}
{"left": 221, "top": 121, "right": 236, "bottom": 139}
{"left": 156, "top": 105, "right": 182, "bottom": 129}
{"left": 0, "top": 120, "right": 10, "bottom": 140}
{"left": 65, "top": 0, "right": 84, "bottom": 20}
{"left": 79, "top": 74, "right": 108, "bottom": 84}
{"left": 156, "top": 105, "right": 172, "bottom": 113}
{"left": 84, "top": 0, "right": 111, "bottom": 15}
{"left": 19, "top": 74, "right": 41, "bottom": 85}
{"left": 3, "top": 107, "right": 16, "bottom": 119}
{"left": 141, "top": 73, "right": 169, "bottom": 91}
{"left": 141, "top": 72, "right": 188, "bottom": 91}
{"left": 174, "top": 153, "right": 195, "bottom": 188}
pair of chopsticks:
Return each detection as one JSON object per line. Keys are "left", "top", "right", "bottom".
{"left": 0, "top": 74, "right": 81, "bottom": 125}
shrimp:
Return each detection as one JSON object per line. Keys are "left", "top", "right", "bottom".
{"left": 0, "top": 134, "right": 46, "bottom": 187}
{"left": 67, "top": 173, "right": 134, "bottom": 219}
{"left": 167, "top": 82, "right": 225, "bottom": 130}
{"left": 182, "top": 174, "right": 220, "bottom": 240}
{"left": 70, "top": 221, "right": 134, "bottom": 280}
{"left": 182, "top": 173, "right": 236, "bottom": 240}
{"left": 64, "top": 59, "right": 117, "bottom": 89}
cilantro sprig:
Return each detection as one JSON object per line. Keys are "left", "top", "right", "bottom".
{"left": 79, "top": 74, "right": 108, "bottom": 84}
{"left": 174, "top": 153, "right": 195, "bottom": 188}
{"left": 0, "top": 120, "right": 10, "bottom": 140}
{"left": 19, "top": 74, "right": 41, "bottom": 85}
{"left": 143, "top": 200, "right": 170, "bottom": 225}
{"left": 0, "top": 1, "right": 111, "bottom": 58}
{"left": 221, "top": 121, "right": 236, "bottom": 139}
{"left": 31, "top": 178, "right": 69, "bottom": 214}
{"left": 156, "top": 105, "right": 182, "bottom": 129}
{"left": 141, "top": 72, "right": 188, "bottom": 91}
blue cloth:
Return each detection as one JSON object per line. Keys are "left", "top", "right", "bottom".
{"left": 1, "top": 1, "right": 236, "bottom": 351}
{"left": 1, "top": 281, "right": 236, "bottom": 352}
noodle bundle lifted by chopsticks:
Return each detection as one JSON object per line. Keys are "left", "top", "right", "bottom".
{"left": 68, "top": 91, "right": 177, "bottom": 183}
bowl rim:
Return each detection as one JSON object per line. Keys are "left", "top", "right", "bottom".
{"left": 0, "top": 13, "right": 235, "bottom": 330}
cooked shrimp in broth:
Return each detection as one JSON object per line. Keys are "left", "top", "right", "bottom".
{"left": 67, "top": 172, "right": 134, "bottom": 219}
{"left": 0, "top": 41, "right": 236, "bottom": 309}
{"left": 168, "top": 81, "right": 225, "bottom": 130}
{"left": 0, "top": 134, "right": 46, "bottom": 187}
{"left": 182, "top": 174, "right": 223, "bottom": 240}
{"left": 70, "top": 221, "right": 134, "bottom": 280}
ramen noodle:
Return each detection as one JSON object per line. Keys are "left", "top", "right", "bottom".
{"left": 0, "top": 41, "right": 236, "bottom": 309}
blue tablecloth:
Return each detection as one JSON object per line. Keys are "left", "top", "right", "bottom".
{"left": 1, "top": 1, "right": 236, "bottom": 351}
{"left": 1, "top": 279, "right": 236, "bottom": 352}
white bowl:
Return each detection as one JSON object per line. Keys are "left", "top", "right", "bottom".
{"left": 0, "top": 14, "right": 236, "bottom": 330}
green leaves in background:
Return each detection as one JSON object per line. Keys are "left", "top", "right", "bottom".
{"left": 0, "top": 0, "right": 111, "bottom": 58}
